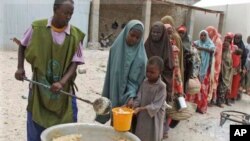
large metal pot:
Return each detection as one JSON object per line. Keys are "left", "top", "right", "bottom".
{"left": 40, "top": 123, "right": 140, "bottom": 141}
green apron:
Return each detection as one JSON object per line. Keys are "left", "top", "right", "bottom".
{"left": 25, "top": 19, "right": 84, "bottom": 128}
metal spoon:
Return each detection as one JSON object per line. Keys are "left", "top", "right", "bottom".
{"left": 23, "top": 78, "right": 111, "bottom": 115}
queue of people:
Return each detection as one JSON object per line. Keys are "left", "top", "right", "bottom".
{"left": 14, "top": 0, "right": 250, "bottom": 141}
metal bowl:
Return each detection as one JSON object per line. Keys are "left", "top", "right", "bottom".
{"left": 40, "top": 123, "right": 140, "bottom": 141}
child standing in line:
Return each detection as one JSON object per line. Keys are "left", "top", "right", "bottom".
{"left": 133, "top": 56, "right": 166, "bottom": 141}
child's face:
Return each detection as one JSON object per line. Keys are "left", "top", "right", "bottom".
{"left": 146, "top": 64, "right": 160, "bottom": 83}
{"left": 151, "top": 26, "right": 163, "bottom": 42}
{"left": 200, "top": 32, "right": 207, "bottom": 42}
{"left": 126, "top": 29, "right": 142, "bottom": 46}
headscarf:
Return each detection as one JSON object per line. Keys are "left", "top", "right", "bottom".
{"left": 161, "top": 15, "right": 184, "bottom": 83}
{"left": 164, "top": 24, "right": 172, "bottom": 30}
{"left": 177, "top": 25, "right": 191, "bottom": 51}
{"left": 225, "top": 32, "right": 234, "bottom": 39}
{"left": 145, "top": 21, "right": 173, "bottom": 96}
{"left": 224, "top": 32, "right": 234, "bottom": 43}
{"left": 205, "top": 26, "right": 221, "bottom": 43}
{"left": 205, "top": 26, "right": 223, "bottom": 99}
{"left": 161, "top": 15, "right": 175, "bottom": 27}
{"left": 97, "top": 20, "right": 147, "bottom": 123}
{"left": 177, "top": 25, "right": 187, "bottom": 33}
{"left": 224, "top": 32, "right": 241, "bottom": 68}
{"left": 234, "top": 33, "right": 248, "bottom": 69}
{"left": 102, "top": 19, "right": 147, "bottom": 107}
{"left": 177, "top": 25, "right": 191, "bottom": 92}
{"left": 164, "top": 24, "right": 179, "bottom": 56}
{"left": 194, "top": 30, "right": 215, "bottom": 82}
{"left": 220, "top": 41, "right": 233, "bottom": 88}
{"left": 164, "top": 24, "right": 175, "bottom": 45}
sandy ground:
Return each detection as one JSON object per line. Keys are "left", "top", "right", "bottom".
{"left": 0, "top": 49, "right": 250, "bottom": 141}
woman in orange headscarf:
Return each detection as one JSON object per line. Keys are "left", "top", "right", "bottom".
{"left": 205, "top": 26, "right": 223, "bottom": 105}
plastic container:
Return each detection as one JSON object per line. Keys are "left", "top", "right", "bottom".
{"left": 40, "top": 123, "right": 140, "bottom": 141}
{"left": 177, "top": 96, "right": 187, "bottom": 111}
{"left": 112, "top": 107, "right": 134, "bottom": 131}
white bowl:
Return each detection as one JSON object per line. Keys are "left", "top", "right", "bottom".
{"left": 40, "top": 123, "right": 140, "bottom": 141}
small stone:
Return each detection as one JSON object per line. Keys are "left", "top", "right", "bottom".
{"left": 78, "top": 68, "right": 87, "bottom": 74}
{"left": 21, "top": 95, "right": 27, "bottom": 99}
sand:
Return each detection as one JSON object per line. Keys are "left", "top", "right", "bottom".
{"left": 0, "top": 49, "right": 250, "bottom": 141}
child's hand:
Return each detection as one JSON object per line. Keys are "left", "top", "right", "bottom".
{"left": 133, "top": 107, "right": 141, "bottom": 115}
{"left": 126, "top": 98, "right": 134, "bottom": 108}
{"left": 133, "top": 107, "right": 145, "bottom": 115}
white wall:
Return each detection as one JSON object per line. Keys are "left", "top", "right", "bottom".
{"left": 192, "top": 6, "right": 221, "bottom": 40}
{"left": 192, "top": 3, "right": 250, "bottom": 43}
{"left": 248, "top": 7, "right": 250, "bottom": 40}
{"left": 224, "top": 4, "right": 249, "bottom": 43}
{"left": 0, "top": 0, "right": 90, "bottom": 49}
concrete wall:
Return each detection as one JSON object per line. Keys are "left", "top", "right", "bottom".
{"left": 0, "top": 0, "right": 90, "bottom": 49}
{"left": 99, "top": 1, "right": 143, "bottom": 44}
{"left": 151, "top": 3, "right": 188, "bottom": 27}
{"left": 99, "top": 0, "right": 195, "bottom": 44}
{"left": 192, "top": 3, "right": 250, "bottom": 43}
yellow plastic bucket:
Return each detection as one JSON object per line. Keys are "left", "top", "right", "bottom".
{"left": 112, "top": 107, "right": 134, "bottom": 132}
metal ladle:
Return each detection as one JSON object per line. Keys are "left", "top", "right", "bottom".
{"left": 24, "top": 78, "right": 111, "bottom": 115}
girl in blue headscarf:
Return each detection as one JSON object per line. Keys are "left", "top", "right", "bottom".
{"left": 194, "top": 30, "right": 215, "bottom": 82}
{"left": 96, "top": 20, "right": 147, "bottom": 123}
{"left": 193, "top": 30, "right": 215, "bottom": 113}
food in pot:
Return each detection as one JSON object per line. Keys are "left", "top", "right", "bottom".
{"left": 52, "top": 134, "right": 82, "bottom": 141}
